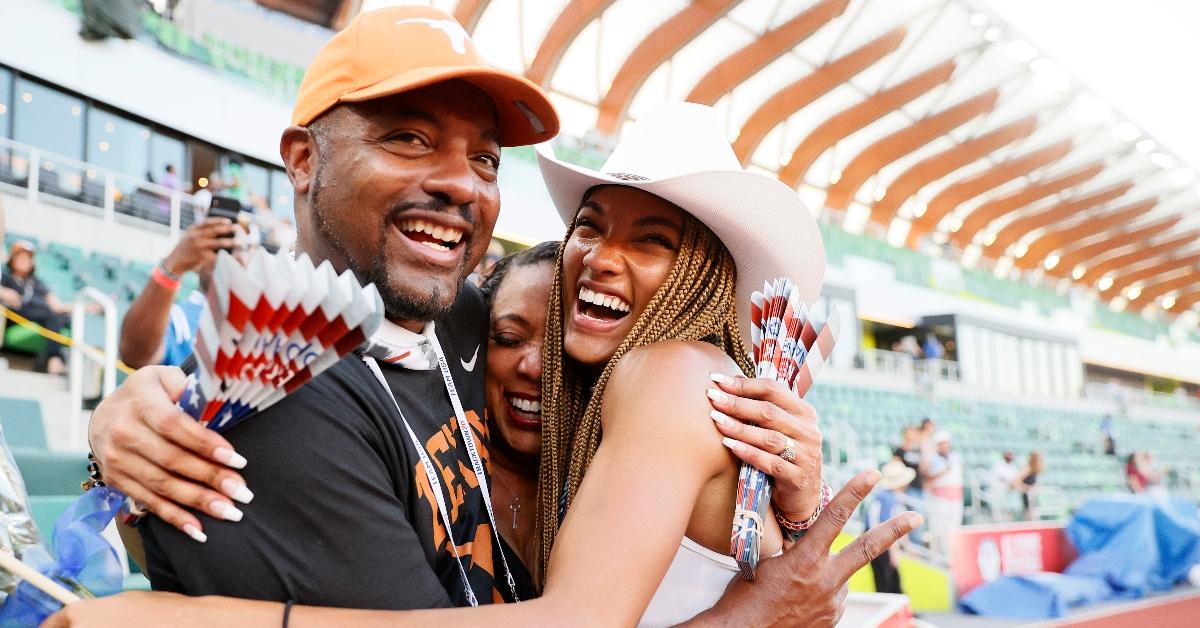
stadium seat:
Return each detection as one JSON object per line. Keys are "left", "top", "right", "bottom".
{"left": 13, "top": 450, "right": 86, "bottom": 496}
{"left": 28, "top": 494, "right": 75, "bottom": 543}
{"left": 0, "top": 396, "right": 48, "bottom": 449}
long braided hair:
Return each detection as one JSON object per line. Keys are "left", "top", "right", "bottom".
{"left": 535, "top": 190, "right": 755, "bottom": 579}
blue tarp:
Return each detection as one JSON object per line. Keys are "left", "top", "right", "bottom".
{"left": 959, "top": 496, "right": 1200, "bottom": 619}
{"left": 960, "top": 572, "right": 1115, "bottom": 619}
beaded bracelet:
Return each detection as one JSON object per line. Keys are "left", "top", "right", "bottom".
{"left": 776, "top": 480, "right": 833, "bottom": 532}
{"left": 80, "top": 451, "right": 105, "bottom": 492}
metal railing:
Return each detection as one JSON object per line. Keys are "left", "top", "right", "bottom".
{"left": 1083, "top": 380, "right": 1200, "bottom": 412}
{"left": 919, "top": 357, "right": 961, "bottom": 382}
{"left": 68, "top": 288, "right": 118, "bottom": 446}
{"left": 860, "top": 348, "right": 917, "bottom": 378}
{"left": 0, "top": 136, "right": 206, "bottom": 237}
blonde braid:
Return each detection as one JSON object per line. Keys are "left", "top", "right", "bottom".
{"left": 535, "top": 211, "right": 753, "bottom": 581}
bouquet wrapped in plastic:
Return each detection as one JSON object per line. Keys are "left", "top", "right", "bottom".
{"left": 731, "top": 278, "right": 840, "bottom": 579}
{"left": 0, "top": 428, "right": 125, "bottom": 624}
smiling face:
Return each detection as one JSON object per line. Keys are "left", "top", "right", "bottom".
{"left": 561, "top": 185, "right": 686, "bottom": 368}
{"left": 485, "top": 262, "right": 553, "bottom": 457}
{"left": 286, "top": 80, "right": 502, "bottom": 325}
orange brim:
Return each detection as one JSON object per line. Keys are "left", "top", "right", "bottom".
{"left": 340, "top": 65, "right": 559, "bottom": 147}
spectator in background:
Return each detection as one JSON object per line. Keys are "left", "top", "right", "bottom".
{"left": 896, "top": 426, "right": 923, "bottom": 491}
{"left": 867, "top": 460, "right": 916, "bottom": 595}
{"left": 161, "top": 164, "right": 180, "bottom": 191}
{"left": 893, "top": 335, "right": 924, "bottom": 359}
{"left": 1016, "top": 451, "right": 1042, "bottom": 521}
{"left": 191, "top": 173, "right": 222, "bottom": 225}
{"left": 1126, "top": 452, "right": 1147, "bottom": 493}
{"left": 1139, "top": 451, "right": 1168, "bottom": 498}
{"left": 894, "top": 426, "right": 926, "bottom": 543}
{"left": 1101, "top": 415, "right": 1117, "bottom": 455}
{"left": 989, "top": 450, "right": 1020, "bottom": 521}
{"left": 224, "top": 162, "right": 246, "bottom": 203}
{"left": 118, "top": 217, "right": 241, "bottom": 368}
{"left": 1, "top": 241, "right": 92, "bottom": 374}
{"left": 922, "top": 332, "right": 944, "bottom": 360}
{"left": 925, "top": 430, "right": 963, "bottom": 555}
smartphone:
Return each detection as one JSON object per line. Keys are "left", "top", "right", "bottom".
{"left": 207, "top": 196, "right": 243, "bottom": 252}
{"left": 207, "top": 195, "right": 243, "bottom": 222}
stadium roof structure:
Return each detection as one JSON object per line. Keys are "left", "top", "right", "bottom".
{"left": 307, "top": 0, "right": 1200, "bottom": 320}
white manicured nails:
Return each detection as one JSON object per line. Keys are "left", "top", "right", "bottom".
{"left": 706, "top": 388, "right": 729, "bottom": 403}
{"left": 183, "top": 524, "right": 208, "bottom": 543}
{"left": 709, "top": 372, "right": 735, "bottom": 385}
{"left": 213, "top": 447, "right": 247, "bottom": 469}
{"left": 722, "top": 437, "right": 743, "bottom": 452}
{"left": 221, "top": 479, "right": 255, "bottom": 504}
{"left": 711, "top": 410, "right": 732, "bottom": 425}
{"left": 212, "top": 501, "right": 244, "bottom": 522}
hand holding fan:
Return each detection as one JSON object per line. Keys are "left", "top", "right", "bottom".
{"left": 732, "top": 278, "right": 841, "bottom": 579}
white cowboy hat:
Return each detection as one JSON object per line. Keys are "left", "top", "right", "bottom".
{"left": 535, "top": 101, "right": 825, "bottom": 344}
{"left": 880, "top": 460, "right": 917, "bottom": 490}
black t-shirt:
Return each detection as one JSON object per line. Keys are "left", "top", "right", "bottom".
{"left": 1, "top": 272, "right": 54, "bottom": 321}
{"left": 141, "top": 284, "right": 533, "bottom": 608}
{"left": 894, "top": 446, "right": 923, "bottom": 491}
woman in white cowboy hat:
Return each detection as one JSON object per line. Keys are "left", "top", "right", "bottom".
{"left": 525, "top": 100, "right": 830, "bottom": 625}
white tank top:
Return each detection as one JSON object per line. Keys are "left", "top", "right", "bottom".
{"left": 638, "top": 537, "right": 768, "bottom": 627}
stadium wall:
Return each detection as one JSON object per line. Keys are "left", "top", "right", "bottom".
{"left": 0, "top": 0, "right": 289, "bottom": 165}
{"left": 1, "top": 190, "right": 173, "bottom": 263}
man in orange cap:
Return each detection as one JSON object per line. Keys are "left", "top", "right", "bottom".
{"left": 76, "top": 5, "right": 908, "bottom": 625}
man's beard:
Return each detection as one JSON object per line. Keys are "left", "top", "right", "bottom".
{"left": 309, "top": 165, "right": 473, "bottom": 322}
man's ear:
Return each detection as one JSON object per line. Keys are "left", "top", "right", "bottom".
{"left": 280, "top": 125, "right": 316, "bottom": 196}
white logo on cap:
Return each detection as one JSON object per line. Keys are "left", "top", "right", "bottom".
{"left": 395, "top": 18, "right": 470, "bottom": 54}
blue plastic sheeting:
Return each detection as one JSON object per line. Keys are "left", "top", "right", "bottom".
{"left": 960, "top": 573, "right": 1114, "bottom": 619}
{"left": 960, "top": 496, "right": 1200, "bottom": 619}
{"left": 1066, "top": 496, "right": 1200, "bottom": 593}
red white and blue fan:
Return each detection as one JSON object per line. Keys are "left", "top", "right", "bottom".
{"left": 732, "top": 277, "right": 840, "bottom": 579}
{"left": 177, "top": 250, "right": 384, "bottom": 431}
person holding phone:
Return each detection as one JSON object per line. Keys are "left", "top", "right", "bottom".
{"left": 118, "top": 201, "right": 245, "bottom": 368}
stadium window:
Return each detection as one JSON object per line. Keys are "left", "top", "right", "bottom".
{"left": 12, "top": 77, "right": 85, "bottom": 161}
{"left": 269, "top": 168, "right": 294, "bottom": 222}
{"left": 86, "top": 107, "right": 150, "bottom": 182}
{"left": 238, "top": 160, "right": 270, "bottom": 211}
{"left": 149, "top": 131, "right": 187, "bottom": 189}
{"left": 0, "top": 67, "right": 11, "bottom": 139}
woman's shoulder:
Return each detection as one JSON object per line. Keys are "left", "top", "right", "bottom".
{"left": 603, "top": 340, "right": 739, "bottom": 428}
{"left": 614, "top": 339, "right": 738, "bottom": 385}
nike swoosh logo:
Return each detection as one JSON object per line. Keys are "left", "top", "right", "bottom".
{"left": 460, "top": 345, "right": 479, "bottom": 372}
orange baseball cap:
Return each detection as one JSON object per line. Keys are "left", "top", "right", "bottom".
{"left": 292, "top": 5, "right": 559, "bottom": 147}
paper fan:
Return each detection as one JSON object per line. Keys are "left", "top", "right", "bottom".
{"left": 177, "top": 250, "right": 384, "bottom": 432}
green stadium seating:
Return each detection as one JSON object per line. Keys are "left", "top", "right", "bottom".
{"left": 29, "top": 494, "right": 75, "bottom": 543}
{"left": 0, "top": 397, "right": 47, "bottom": 449}
{"left": 807, "top": 382, "right": 1200, "bottom": 517}
{"left": 13, "top": 450, "right": 86, "bottom": 496}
